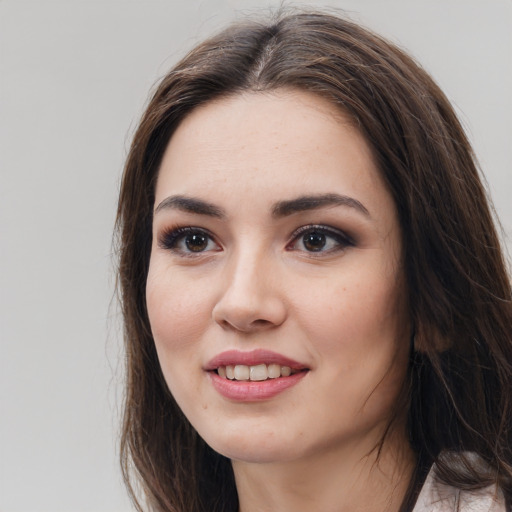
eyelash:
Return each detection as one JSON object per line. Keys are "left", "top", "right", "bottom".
{"left": 158, "top": 224, "right": 354, "bottom": 256}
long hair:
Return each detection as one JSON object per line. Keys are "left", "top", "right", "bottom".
{"left": 115, "top": 11, "right": 512, "bottom": 511}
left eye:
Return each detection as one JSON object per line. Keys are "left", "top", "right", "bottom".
{"left": 159, "top": 227, "right": 220, "bottom": 254}
{"left": 288, "top": 226, "right": 353, "bottom": 253}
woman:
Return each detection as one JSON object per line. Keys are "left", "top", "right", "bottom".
{"left": 115, "top": 10, "right": 512, "bottom": 512}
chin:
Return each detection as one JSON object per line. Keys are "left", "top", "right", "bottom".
{"left": 200, "top": 425, "right": 301, "bottom": 464}
{"left": 215, "top": 445, "right": 298, "bottom": 465}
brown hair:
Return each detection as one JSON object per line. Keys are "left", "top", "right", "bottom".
{"left": 115, "top": 10, "right": 512, "bottom": 511}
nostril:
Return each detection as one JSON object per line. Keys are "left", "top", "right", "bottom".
{"left": 217, "top": 317, "right": 273, "bottom": 332}
{"left": 252, "top": 319, "right": 272, "bottom": 326}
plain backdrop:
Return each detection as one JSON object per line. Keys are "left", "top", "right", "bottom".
{"left": 0, "top": 1, "right": 510, "bottom": 510}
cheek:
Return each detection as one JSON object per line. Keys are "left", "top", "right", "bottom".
{"left": 146, "top": 261, "right": 211, "bottom": 354}
{"left": 295, "top": 268, "right": 406, "bottom": 353}
{"left": 294, "top": 265, "right": 409, "bottom": 412}
{"left": 145, "top": 262, "right": 213, "bottom": 411}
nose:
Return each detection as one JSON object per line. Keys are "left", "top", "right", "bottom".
{"left": 212, "top": 251, "right": 287, "bottom": 333}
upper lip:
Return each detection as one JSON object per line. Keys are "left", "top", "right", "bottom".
{"left": 204, "top": 349, "right": 308, "bottom": 371}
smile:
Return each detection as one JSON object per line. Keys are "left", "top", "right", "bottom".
{"left": 206, "top": 349, "right": 309, "bottom": 401}
{"left": 216, "top": 364, "right": 298, "bottom": 381}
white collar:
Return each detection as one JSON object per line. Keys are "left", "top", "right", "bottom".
{"left": 412, "top": 463, "right": 505, "bottom": 512}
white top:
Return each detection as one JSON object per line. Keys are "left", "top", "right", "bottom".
{"left": 413, "top": 465, "right": 507, "bottom": 512}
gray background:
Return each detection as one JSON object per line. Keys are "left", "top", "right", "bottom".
{"left": 1, "top": 1, "right": 510, "bottom": 510}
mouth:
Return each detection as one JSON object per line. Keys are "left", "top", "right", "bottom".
{"left": 205, "top": 349, "right": 309, "bottom": 401}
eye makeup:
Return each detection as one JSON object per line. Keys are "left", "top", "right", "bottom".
{"left": 157, "top": 221, "right": 355, "bottom": 259}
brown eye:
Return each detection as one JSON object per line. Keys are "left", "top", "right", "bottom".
{"left": 302, "top": 232, "right": 327, "bottom": 252}
{"left": 185, "top": 233, "right": 209, "bottom": 252}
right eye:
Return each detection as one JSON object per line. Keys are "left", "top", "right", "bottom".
{"left": 158, "top": 227, "right": 220, "bottom": 254}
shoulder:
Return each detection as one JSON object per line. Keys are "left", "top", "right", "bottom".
{"left": 413, "top": 462, "right": 507, "bottom": 512}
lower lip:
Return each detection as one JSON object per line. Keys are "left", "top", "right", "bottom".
{"left": 209, "top": 371, "right": 308, "bottom": 402}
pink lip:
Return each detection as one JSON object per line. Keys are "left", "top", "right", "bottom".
{"left": 208, "top": 371, "right": 308, "bottom": 402}
{"left": 204, "top": 349, "right": 309, "bottom": 402}
{"left": 204, "top": 349, "right": 306, "bottom": 371}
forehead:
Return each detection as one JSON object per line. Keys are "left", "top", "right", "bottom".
{"left": 155, "top": 90, "right": 394, "bottom": 223}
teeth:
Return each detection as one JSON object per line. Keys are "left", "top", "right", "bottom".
{"left": 280, "top": 366, "right": 291, "bottom": 377}
{"left": 216, "top": 364, "right": 297, "bottom": 381}
{"left": 268, "top": 364, "right": 281, "bottom": 378}
{"left": 250, "top": 364, "right": 268, "bottom": 381}
{"left": 234, "top": 365, "right": 250, "bottom": 380}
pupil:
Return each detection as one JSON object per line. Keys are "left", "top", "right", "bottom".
{"left": 186, "top": 234, "right": 208, "bottom": 252}
{"left": 303, "top": 232, "right": 326, "bottom": 251}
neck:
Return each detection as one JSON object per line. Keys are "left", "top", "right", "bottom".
{"left": 233, "top": 429, "right": 415, "bottom": 512}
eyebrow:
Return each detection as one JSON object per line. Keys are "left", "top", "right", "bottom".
{"left": 154, "top": 193, "right": 369, "bottom": 219}
{"left": 271, "top": 193, "right": 370, "bottom": 218}
{"left": 154, "top": 195, "right": 226, "bottom": 218}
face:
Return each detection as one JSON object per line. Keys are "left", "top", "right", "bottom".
{"left": 146, "top": 90, "right": 410, "bottom": 464}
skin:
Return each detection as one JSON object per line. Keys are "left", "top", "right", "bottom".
{"left": 146, "top": 90, "right": 415, "bottom": 512}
